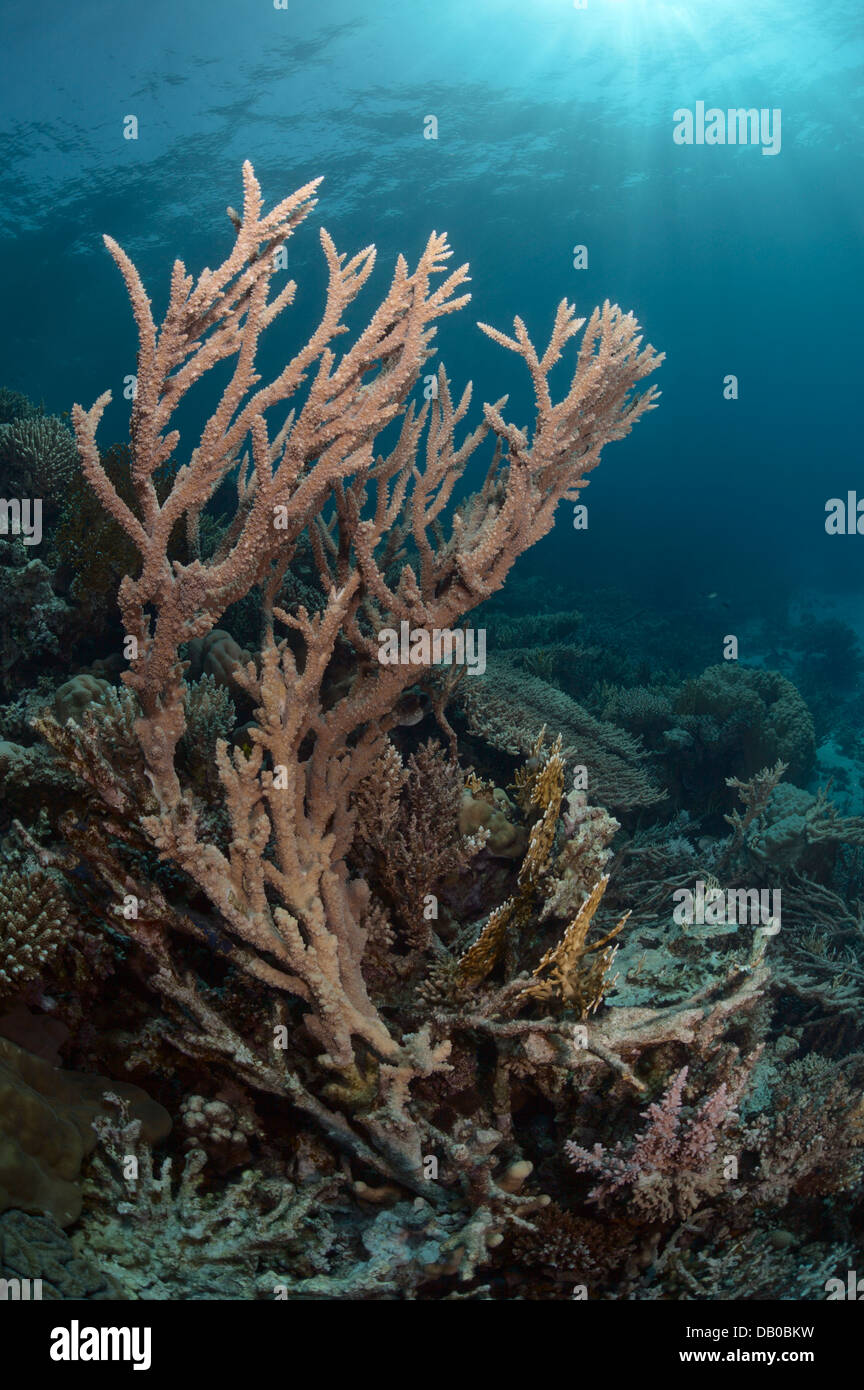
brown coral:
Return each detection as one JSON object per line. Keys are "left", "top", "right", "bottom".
{"left": 353, "top": 739, "right": 486, "bottom": 947}
{"left": 0, "top": 868, "right": 70, "bottom": 1000}
{"left": 526, "top": 876, "right": 627, "bottom": 1017}
{"left": 456, "top": 733, "right": 566, "bottom": 985}
{"left": 0, "top": 1036, "right": 170, "bottom": 1227}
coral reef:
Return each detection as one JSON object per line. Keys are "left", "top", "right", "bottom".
{"left": 37, "top": 163, "right": 660, "bottom": 1198}
{"left": 0, "top": 414, "right": 77, "bottom": 523}
{"left": 0, "top": 557, "right": 76, "bottom": 698}
{"left": 567, "top": 1061, "right": 751, "bottom": 1223}
{"left": 77, "top": 1095, "right": 333, "bottom": 1299}
{"left": 460, "top": 654, "right": 664, "bottom": 812}
{"left": 0, "top": 1210, "right": 123, "bottom": 1300}
{"left": 1, "top": 162, "right": 862, "bottom": 1305}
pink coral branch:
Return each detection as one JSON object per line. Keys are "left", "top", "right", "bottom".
{"left": 66, "top": 164, "right": 662, "bottom": 1179}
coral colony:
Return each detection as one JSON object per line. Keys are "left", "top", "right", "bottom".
{"left": 1, "top": 164, "right": 864, "bottom": 1303}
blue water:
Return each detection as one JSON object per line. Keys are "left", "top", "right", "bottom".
{"left": 1, "top": 0, "right": 861, "bottom": 606}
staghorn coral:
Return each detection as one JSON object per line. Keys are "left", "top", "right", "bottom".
{"left": 630, "top": 1226, "right": 855, "bottom": 1302}
{"left": 725, "top": 767, "right": 864, "bottom": 874}
{"left": 724, "top": 758, "right": 788, "bottom": 845}
{"left": 44, "top": 162, "right": 660, "bottom": 1196}
{"left": 78, "top": 1093, "right": 335, "bottom": 1299}
{"left": 258, "top": 1190, "right": 544, "bottom": 1299}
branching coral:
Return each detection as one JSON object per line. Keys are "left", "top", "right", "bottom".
{"left": 526, "top": 876, "right": 627, "bottom": 1017}
{"left": 0, "top": 389, "right": 42, "bottom": 426}
{"left": 742, "top": 1053, "right": 864, "bottom": 1205}
{"left": 54, "top": 443, "right": 143, "bottom": 629}
{"left": 724, "top": 762, "right": 864, "bottom": 873}
{"left": 81, "top": 1094, "right": 335, "bottom": 1298}
{"left": 178, "top": 674, "right": 236, "bottom": 803}
{"left": 0, "top": 866, "right": 69, "bottom": 1000}
{"left": 0, "top": 414, "right": 77, "bottom": 524}
{"left": 353, "top": 738, "right": 485, "bottom": 948}
{"left": 675, "top": 664, "right": 816, "bottom": 791}
{"left": 43, "top": 163, "right": 661, "bottom": 1193}
{"left": 455, "top": 732, "right": 567, "bottom": 985}
{"left": 0, "top": 558, "right": 75, "bottom": 697}
{"left": 0, "top": 1037, "right": 169, "bottom": 1228}
{"left": 566, "top": 1060, "right": 752, "bottom": 1224}
{"left": 541, "top": 780, "right": 620, "bottom": 922}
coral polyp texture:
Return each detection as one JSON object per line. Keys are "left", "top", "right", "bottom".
{"left": 1, "top": 162, "right": 863, "bottom": 1304}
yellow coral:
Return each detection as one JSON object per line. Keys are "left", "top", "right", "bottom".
{"left": 454, "top": 898, "right": 517, "bottom": 987}
{"left": 456, "top": 732, "right": 565, "bottom": 985}
{"left": 525, "top": 875, "right": 628, "bottom": 1017}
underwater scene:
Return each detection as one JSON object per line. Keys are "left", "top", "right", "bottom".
{"left": 1, "top": 0, "right": 863, "bottom": 1321}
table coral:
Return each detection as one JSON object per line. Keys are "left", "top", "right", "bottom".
{"left": 460, "top": 654, "right": 663, "bottom": 811}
